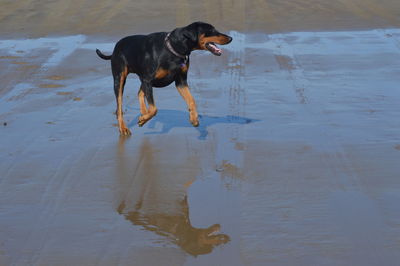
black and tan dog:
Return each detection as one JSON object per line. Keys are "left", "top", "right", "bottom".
{"left": 96, "top": 22, "right": 232, "bottom": 135}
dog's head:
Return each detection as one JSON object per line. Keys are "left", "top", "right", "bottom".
{"left": 178, "top": 22, "right": 233, "bottom": 56}
{"left": 181, "top": 223, "right": 230, "bottom": 256}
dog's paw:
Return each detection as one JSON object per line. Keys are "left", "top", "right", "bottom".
{"left": 119, "top": 127, "right": 132, "bottom": 136}
{"left": 189, "top": 112, "right": 199, "bottom": 127}
{"left": 191, "top": 119, "right": 199, "bottom": 127}
{"left": 138, "top": 117, "right": 147, "bottom": 127}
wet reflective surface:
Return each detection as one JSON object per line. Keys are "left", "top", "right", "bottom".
{"left": 116, "top": 137, "right": 230, "bottom": 257}
{"left": 1, "top": 1, "right": 400, "bottom": 265}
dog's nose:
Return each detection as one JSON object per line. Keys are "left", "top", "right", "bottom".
{"left": 226, "top": 36, "right": 233, "bottom": 44}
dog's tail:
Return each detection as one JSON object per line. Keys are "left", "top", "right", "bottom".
{"left": 96, "top": 49, "right": 112, "bottom": 60}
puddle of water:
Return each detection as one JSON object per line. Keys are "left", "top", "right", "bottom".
{"left": 0, "top": 35, "right": 86, "bottom": 68}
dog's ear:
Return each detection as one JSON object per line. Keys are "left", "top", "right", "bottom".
{"left": 182, "top": 28, "right": 198, "bottom": 43}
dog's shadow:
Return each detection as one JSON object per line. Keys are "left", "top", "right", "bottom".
{"left": 129, "top": 109, "right": 258, "bottom": 140}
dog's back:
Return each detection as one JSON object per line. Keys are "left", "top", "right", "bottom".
{"left": 108, "top": 33, "right": 166, "bottom": 74}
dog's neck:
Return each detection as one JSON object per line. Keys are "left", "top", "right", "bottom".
{"left": 165, "top": 33, "right": 188, "bottom": 62}
{"left": 165, "top": 28, "right": 197, "bottom": 60}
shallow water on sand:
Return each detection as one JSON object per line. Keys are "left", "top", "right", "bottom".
{"left": 1, "top": 1, "right": 400, "bottom": 265}
{"left": 1, "top": 29, "right": 400, "bottom": 265}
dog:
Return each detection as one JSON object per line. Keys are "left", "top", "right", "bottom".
{"left": 96, "top": 22, "right": 232, "bottom": 135}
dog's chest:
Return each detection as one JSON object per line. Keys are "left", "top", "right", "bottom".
{"left": 152, "top": 63, "right": 187, "bottom": 88}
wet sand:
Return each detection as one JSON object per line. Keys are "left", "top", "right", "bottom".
{"left": 1, "top": 1, "right": 400, "bottom": 266}
{"left": 1, "top": 0, "right": 400, "bottom": 38}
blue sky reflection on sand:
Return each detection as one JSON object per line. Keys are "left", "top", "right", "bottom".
{"left": 1, "top": 28, "right": 400, "bottom": 266}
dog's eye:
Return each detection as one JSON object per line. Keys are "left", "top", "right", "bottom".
{"left": 206, "top": 29, "right": 217, "bottom": 36}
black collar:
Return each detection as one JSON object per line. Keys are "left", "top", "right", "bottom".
{"left": 164, "top": 32, "right": 188, "bottom": 63}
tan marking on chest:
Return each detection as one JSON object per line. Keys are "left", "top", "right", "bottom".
{"left": 155, "top": 68, "right": 169, "bottom": 79}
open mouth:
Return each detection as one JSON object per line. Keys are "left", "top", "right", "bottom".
{"left": 207, "top": 228, "right": 220, "bottom": 237}
{"left": 205, "top": 42, "right": 222, "bottom": 56}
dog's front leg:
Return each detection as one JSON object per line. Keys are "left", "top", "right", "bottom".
{"left": 138, "top": 81, "right": 158, "bottom": 127}
{"left": 175, "top": 84, "right": 199, "bottom": 127}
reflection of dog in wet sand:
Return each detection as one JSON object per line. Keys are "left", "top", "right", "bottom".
{"left": 118, "top": 195, "right": 229, "bottom": 256}
{"left": 96, "top": 22, "right": 232, "bottom": 136}
{"left": 116, "top": 138, "right": 230, "bottom": 256}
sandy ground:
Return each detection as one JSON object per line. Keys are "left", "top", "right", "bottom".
{"left": 1, "top": 0, "right": 400, "bottom": 37}
{"left": 1, "top": 1, "right": 400, "bottom": 266}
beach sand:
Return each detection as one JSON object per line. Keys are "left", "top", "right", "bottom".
{"left": 1, "top": 1, "right": 400, "bottom": 265}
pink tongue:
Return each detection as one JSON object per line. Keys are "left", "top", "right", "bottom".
{"left": 210, "top": 43, "right": 222, "bottom": 53}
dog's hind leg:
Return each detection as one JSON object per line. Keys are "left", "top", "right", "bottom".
{"left": 112, "top": 62, "right": 131, "bottom": 136}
